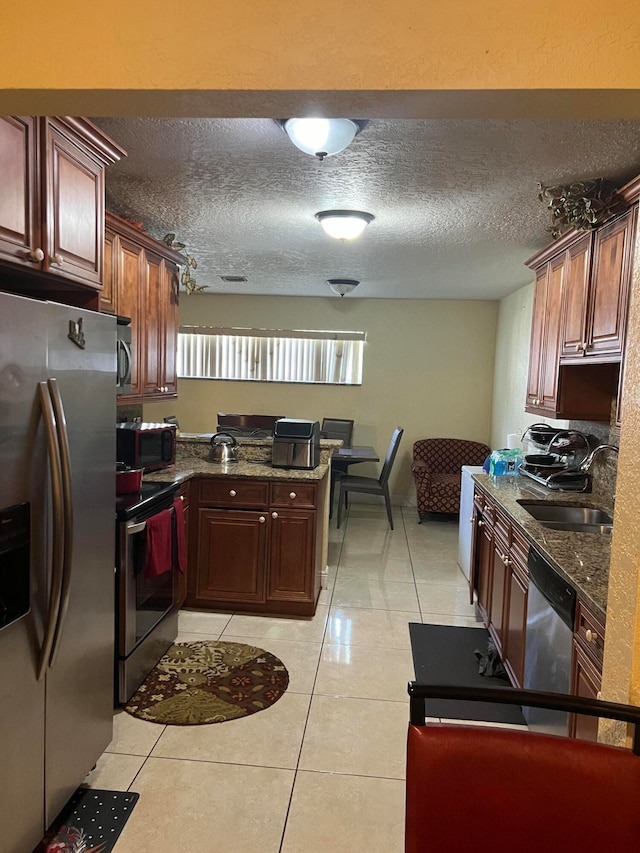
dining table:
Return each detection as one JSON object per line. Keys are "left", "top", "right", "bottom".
{"left": 329, "top": 445, "right": 380, "bottom": 518}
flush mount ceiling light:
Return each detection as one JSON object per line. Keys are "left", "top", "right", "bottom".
{"left": 315, "top": 210, "right": 375, "bottom": 240}
{"left": 327, "top": 279, "right": 359, "bottom": 297}
{"left": 276, "top": 119, "right": 367, "bottom": 160}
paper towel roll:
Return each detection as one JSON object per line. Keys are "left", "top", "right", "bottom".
{"left": 506, "top": 433, "right": 520, "bottom": 449}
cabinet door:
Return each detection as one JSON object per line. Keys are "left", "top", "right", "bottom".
{"left": 476, "top": 520, "right": 493, "bottom": 624}
{"left": 141, "top": 250, "right": 164, "bottom": 397}
{"left": 100, "top": 228, "right": 117, "bottom": 314}
{"left": 268, "top": 508, "right": 316, "bottom": 603}
{"left": 504, "top": 566, "right": 527, "bottom": 687}
{"left": 176, "top": 483, "right": 190, "bottom": 609}
{"left": 489, "top": 537, "right": 508, "bottom": 655}
{"left": 42, "top": 118, "right": 104, "bottom": 288}
{"left": 0, "top": 116, "right": 41, "bottom": 268}
{"left": 560, "top": 235, "right": 591, "bottom": 359}
{"left": 586, "top": 210, "right": 635, "bottom": 358}
{"left": 526, "top": 267, "right": 548, "bottom": 410}
{"left": 115, "top": 236, "right": 144, "bottom": 400}
{"left": 570, "top": 641, "right": 602, "bottom": 742}
{"left": 162, "top": 261, "right": 179, "bottom": 396}
{"left": 538, "top": 255, "right": 564, "bottom": 411}
{"left": 191, "top": 508, "right": 267, "bottom": 606}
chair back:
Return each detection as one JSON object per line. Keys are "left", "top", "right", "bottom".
{"left": 412, "top": 438, "right": 490, "bottom": 474}
{"left": 321, "top": 418, "right": 354, "bottom": 446}
{"left": 406, "top": 683, "right": 640, "bottom": 853}
{"left": 379, "top": 427, "right": 403, "bottom": 486}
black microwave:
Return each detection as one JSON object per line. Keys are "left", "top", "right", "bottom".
{"left": 116, "top": 423, "right": 176, "bottom": 472}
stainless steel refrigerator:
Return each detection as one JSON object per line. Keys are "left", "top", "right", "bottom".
{"left": 0, "top": 291, "right": 116, "bottom": 853}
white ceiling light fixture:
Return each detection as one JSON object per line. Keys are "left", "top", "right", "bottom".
{"left": 278, "top": 119, "right": 367, "bottom": 160}
{"left": 315, "top": 210, "right": 375, "bottom": 240}
{"left": 327, "top": 279, "right": 359, "bottom": 297}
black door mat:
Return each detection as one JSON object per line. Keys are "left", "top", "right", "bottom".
{"left": 33, "top": 788, "right": 139, "bottom": 853}
{"left": 409, "top": 623, "right": 527, "bottom": 725}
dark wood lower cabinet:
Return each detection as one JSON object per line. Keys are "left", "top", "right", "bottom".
{"left": 176, "top": 482, "right": 190, "bottom": 608}
{"left": 186, "top": 476, "right": 324, "bottom": 616}
{"left": 194, "top": 508, "right": 268, "bottom": 606}
{"left": 570, "top": 642, "right": 602, "bottom": 742}
{"left": 268, "top": 509, "right": 316, "bottom": 603}
{"left": 503, "top": 565, "right": 527, "bottom": 687}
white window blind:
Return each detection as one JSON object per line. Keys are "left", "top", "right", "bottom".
{"left": 178, "top": 326, "right": 365, "bottom": 385}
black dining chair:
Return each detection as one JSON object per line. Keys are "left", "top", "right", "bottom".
{"left": 336, "top": 427, "right": 403, "bottom": 529}
{"left": 321, "top": 419, "right": 355, "bottom": 518}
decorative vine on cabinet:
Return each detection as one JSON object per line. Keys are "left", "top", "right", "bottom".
{"left": 103, "top": 211, "right": 184, "bottom": 404}
{"left": 0, "top": 116, "right": 126, "bottom": 308}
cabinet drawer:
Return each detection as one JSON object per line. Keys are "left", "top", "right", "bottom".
{"left": 199, "top": 478, "right": 269, "bottom": 508}
{"left": 270, "top": 482, "right": 317, "bottom": 509}
{"left": 575, "top": 599, "right": 605, "bottom": 667}
{"left": 494, "top": 509, "right": 510, "bottom": 544}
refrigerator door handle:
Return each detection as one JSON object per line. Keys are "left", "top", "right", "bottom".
{"left": 47, "top": 378, "right": 75, "bottom": 669}
{"left": 37, "top": 382, "right": 65, "bottom": 681}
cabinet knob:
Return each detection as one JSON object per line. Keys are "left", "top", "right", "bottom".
{"left": 26, "top": 247, "right": 45, "bottom": 262}
{"left": 271, "top": 512, "right": 278, "bottom": 519}
{"left": 50, "top": 253, "right": 64, "bottom": 266}
{"left": 259, "top": 516, "right": 266, "bottom": 523}
{"left": 469, "top": 516, "right": 475, "bottom": 524}
{"left": 586, "top": 629, "right": 598, "bottom": 643}
{"left": 229, "top": 489, "right": 237, "bottom": 497}
{"left": 575, "top": 343, "right": 582, "bottom": 352}
{"left": 478, "top": 520, "right": 484, "bottom": 527}
{"left": 289, "top": 491, "right": 297, "bottom": 499}
{"left": 156, "top": 387, "right": 163, "bottom": 393}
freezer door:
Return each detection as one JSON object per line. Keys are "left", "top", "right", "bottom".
{"left": 44, "top": 303, "right": 117, "bottom": 824}
{"left": 0, "top": 292, "right": 49, "bottom": 852}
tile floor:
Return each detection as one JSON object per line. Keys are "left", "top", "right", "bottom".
{"left": 85, "top": 504, "right": 480, "bottom": 852}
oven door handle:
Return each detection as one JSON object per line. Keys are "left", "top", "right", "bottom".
{"left": 127, "top": 520, "right": 146, "bottom": 535}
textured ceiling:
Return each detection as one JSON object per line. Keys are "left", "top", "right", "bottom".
{"left": 92, "top": 118, "right": 640, "bottom": 300}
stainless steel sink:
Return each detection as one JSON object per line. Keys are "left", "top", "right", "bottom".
{"left": 517, "top": 501, "right": 613, "bottom": 534}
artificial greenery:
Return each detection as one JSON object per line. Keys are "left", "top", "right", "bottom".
{"left": 537, "top": 179, "right": 621, "bottom": 239}
{"left": 162, "top": 233, "right": 206, "bottom": 294}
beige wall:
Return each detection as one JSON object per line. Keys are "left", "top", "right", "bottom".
{"left": 490, "top": 281, "right": 570, "bottom": 451}
{"left": 145, "top": 294, "right": 498, "bottom": 501}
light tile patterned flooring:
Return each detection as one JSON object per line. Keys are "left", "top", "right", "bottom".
{"left": 85, "top": 504, "right": 478, "bottom": 852}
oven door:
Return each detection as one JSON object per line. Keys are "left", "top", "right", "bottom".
{"left": 118, "top": 509, "right": 178, "bottom": 659}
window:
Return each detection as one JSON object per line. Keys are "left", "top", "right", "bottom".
{"left": 178, "top": 326, "right": 365, "bottom": 385}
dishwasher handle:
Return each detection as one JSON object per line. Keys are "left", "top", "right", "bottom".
{"left": 528, "top": 547, "right": 577, "bottom": 630}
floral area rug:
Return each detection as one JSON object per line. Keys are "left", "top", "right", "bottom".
{"left": 125, "top": 640, "right": 289, "bottom": 725}
{"left": 33, "top": 789, "right": 138, "bottom": 853}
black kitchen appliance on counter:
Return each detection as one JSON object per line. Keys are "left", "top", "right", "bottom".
{"left": 272, "top": 418, "right": 321, "bottom": 470}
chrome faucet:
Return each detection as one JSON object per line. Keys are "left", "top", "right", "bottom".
{"left": 580, "top": 444, "right": 620, "bottom": 473}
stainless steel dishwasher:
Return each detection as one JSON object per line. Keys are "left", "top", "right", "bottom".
{"left": 523, "top": 547, "right": 577, "bottom": 735}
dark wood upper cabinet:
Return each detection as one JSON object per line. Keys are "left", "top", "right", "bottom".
{"left": 558, "top": 210, "right": 636, "bottom": 363}
{"left": 0, "top": 116, "right": 39, "bottom": 266}
{"left": 105, "top": 212, "right": 184, "bottom": 405}
{"left": 524, "top": 204, "right": 637, "bottom": 421}
{"left": 559, "top": 234, "right": 592, "bottom": 359}
{"left": 0, "top": 116, "right": 125, "bottom": 302}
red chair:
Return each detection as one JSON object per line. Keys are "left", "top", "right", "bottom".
{"left": 412, "top": 438, "right": 490, "bottom": 521}
{"left": 406, "top": 683, "right": 640, "bottom": 853}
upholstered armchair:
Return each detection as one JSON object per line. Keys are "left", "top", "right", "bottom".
{"left": 412, "top": 438, "right": 490, "bottom": 521}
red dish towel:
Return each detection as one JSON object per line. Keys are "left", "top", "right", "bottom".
{"left": 144, "top": 507, "right": 173, "bottom": 578}
{"left": 172, "top": 497, "right": 186, "bottom": 573}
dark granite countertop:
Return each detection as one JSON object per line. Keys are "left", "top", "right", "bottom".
{"left": 472, "top": 473, "right": 611, "bottom": 622}
{"left": 144, "top": 457, "right": 330, "bottom": 484}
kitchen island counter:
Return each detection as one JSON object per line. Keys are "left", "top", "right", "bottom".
{"left": 472, "top": 473, "right": 611, "bottom": 621}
